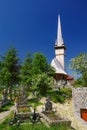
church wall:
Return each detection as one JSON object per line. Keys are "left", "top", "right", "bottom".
{"left": 55, "top": 48, "right": 65, "bottom": 55}
{"left": 55, "top": 74, "right": 64, "bottom": 80}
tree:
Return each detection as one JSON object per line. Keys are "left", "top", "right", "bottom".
{"left": 0, "top": 47, "right": 20, "bottom": 100}
{"left": 32, "top": 53, "right": 48, "bottom": 74}
{"left": 32, "top": 52, "right": 55, "bottom": 95}
{"left": 32, "top": 52, "right": 55, "bottom": 75}
{"left": 33, "top": 73, "right": 54, "bottom": 96}
{"left": 46, "top": 65, "right": 55, "bottom": 77}
{"left": 69, "top": 53, "right": 87, "bottom": 86}
{"left": 20, "top": 52, "right": 32, "bottom": 89}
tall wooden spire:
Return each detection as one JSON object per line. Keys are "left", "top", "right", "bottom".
{"left": 57, "top": 15, "right": 64, "bottom": 46}
{"left": 54, "top": 15, "right": 66, "bottom": 70}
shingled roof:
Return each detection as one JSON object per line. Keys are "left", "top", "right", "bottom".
{"left": 51, "top": 57, "right": 67, "bottom": 75}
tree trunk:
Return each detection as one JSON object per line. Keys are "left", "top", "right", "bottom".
{"left": 9, "top": 86, "right": 12, "bottom": 101}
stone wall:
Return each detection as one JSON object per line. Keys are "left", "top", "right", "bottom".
{"left": 72, "top": 87, "right": 87, "bottom": 124}
{"left": 53, "top": 80, "right": 73, "bottom": 90}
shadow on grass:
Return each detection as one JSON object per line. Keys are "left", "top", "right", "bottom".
{"left": 28, "top": 97, "right": 43, "bottom": 108}
{"left": 0, "top": 102, "right": 14, "bottom": 112}
{"left": 28, "top": 97, "right": 39, "bottom": 102}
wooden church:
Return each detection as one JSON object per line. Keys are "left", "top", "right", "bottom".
{"left": 51, "top": 15, "right": 74, "bottom": 88}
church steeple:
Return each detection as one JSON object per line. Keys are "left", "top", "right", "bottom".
{"left": 57, "top": 15, "right": 64, "bottom": 46}
{"left": 54, "top": 15, "right": 66, "bottom": 70}
{"left": 56, "top": 15, "right": 64, "bottom": 46}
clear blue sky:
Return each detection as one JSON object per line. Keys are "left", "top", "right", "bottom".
{"left": 0, "top": 0, "right": 87, "bottom": 75}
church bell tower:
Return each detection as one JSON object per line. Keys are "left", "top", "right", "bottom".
{"left": 55, "top": 15, "right": 66, "bottom": 70}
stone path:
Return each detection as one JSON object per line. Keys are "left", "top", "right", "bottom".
{"left": 37, "top": 98, "right": 87, "bottom": 130}
{"left": 0, "top": 105, "right": 15, "bottom": 123}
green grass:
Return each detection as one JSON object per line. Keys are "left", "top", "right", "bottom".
{"left": 0, "top": 118, "right": 73, "bottom": 130}
{"left": 28, "top": 98, "right": 43, "bottom": 108}
{"left": 0, "top": 108, "right": 74, "bottom": 130}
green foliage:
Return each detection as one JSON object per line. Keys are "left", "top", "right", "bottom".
{"left": 74, "top": 78, "right": 84, "bottom": 88}
{"left": 20, "top": 52, "right": 32, "bottom": 88}
{"left": 52, "top": 94, "right": 65, "bottom": 103}
{"left": 0, "top": 49, "right": 55, "bottom": 99}
{"left": 31, "top": 52, "right": 55, "bottom": 96}
{"left": 32, "top": 52, "right": 55, "bottom": 76}
{"left": 0, "top": 47, "right": 20, "bottom": 84}
{"left": 46, "top": 65, "right": 55, "bottom": 77}
{"left": 69, "top": 53, "right": 87, "bottom": 74}
{"left": 28, "top": 98, "right": 43, "bottom": 109}
{"left": 82, "top": 72, "right": 87, "bottom": 87}
{"left": 47, "top": 88, "right": 72, "bottom": 103}
{"left": 32, "top": 53, "right": 48, "bottom": 74}
{"left": 60, "top": 88, "right": 72, "bottom": 98}
{"left": 69, "top": 53, "right": 87, "bottom": 87}
{"left": 0, "top": 47, "right": 20, "bottom": 100}
{"left": 33, "top": 73, "right": 54, "bottom": 96}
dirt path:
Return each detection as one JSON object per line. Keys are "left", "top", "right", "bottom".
{"left": 0, "top": 105, "right": 15, "bottom": 123}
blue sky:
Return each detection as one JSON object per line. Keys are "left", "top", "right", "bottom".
{"left": 0, "top": 0, "right": 87, "bottom": 75}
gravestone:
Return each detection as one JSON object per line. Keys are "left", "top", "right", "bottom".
{"left": 15, "top": 87, "right": 27, "bottom": 111}
{"left": 41, "top": 97, "right": 71, "bottom": 126}
{"left": 0, "top": 89, "right": 9, "bottom": 108}
{"left": 14, "top": 87, "right": 30, "bottom": 115}
{"left": 45, "top": 97, "right": 52, "bottom": 112}
{"left": 2, "top": 89, "right": 8, "bottom": 100}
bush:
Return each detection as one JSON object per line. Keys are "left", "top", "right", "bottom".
{"left": 47, "top": 88, "right": 72, "bottom": 103}
{"left": 60, "top": 88, "right": 72, "bottom": 99}
{"left": 51, "top": 93, "right": 65, "bottom": 103}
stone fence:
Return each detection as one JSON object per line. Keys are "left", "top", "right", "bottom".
{"left": 72, "top": 87, "right": 87, "bottom": 125}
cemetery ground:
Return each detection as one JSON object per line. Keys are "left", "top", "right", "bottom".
{"left": 1, "top": 87, "right": 87, "bottom": 130}
{"left": 0, "top": 116, "right": 72, "bottom": 130}
{"left": 0, "top": 87, "right": 75, "bottom": 130}
{"left": 0, "top": 102, "right": 73, "bottom": 130}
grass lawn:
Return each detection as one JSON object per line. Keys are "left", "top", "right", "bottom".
{"left": 0, "top": 91, "right": 74, "bottom": 130}
{"left": 0, "top": 97, "right": 74, "bottom": 130}
{"left": 0, "top": 117, "right": 73, "bottom": 130}
{"left": 28, "top": 98, "right": 43, "bottom": 108}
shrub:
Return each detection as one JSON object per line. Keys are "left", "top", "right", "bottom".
{"left": 47, "top": 88, "right": 72, "bottom": 103}
{"left": 51, "top": 93, "right": 64, "bottom": 103}
{"left": 60, "top": 88, "right": 72, "bottom": 99}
